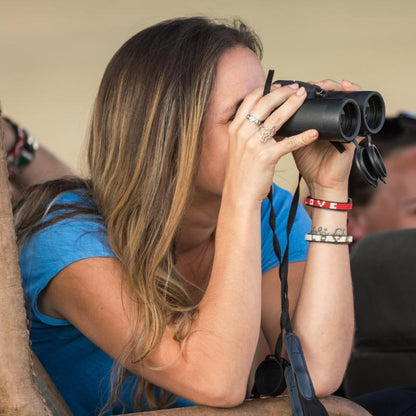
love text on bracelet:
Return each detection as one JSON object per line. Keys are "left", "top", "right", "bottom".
{"left": 304, "top": 196, "right": 353, "bottom": 211}
{"left": 305, "top": 233, "right": 353, "bottom": 244}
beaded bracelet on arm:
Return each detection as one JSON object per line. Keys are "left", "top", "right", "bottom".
{"left": 3, "top": 117, "right": 39, "bottom": 179}
{"left": 304, "top": 196, "right": 353, "bottom": 211}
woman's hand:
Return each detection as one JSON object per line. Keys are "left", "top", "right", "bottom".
{"left": 290, "top": 79, "right": 363, "bottom": 198}
{"left": 225, "top": 83, "right": 319, "bottom": 204}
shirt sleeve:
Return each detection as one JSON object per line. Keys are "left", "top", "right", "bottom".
{"left": 19, "top": 195, "right": 116, "bottom": 327}
{"left": 261, "top": 183, "right": 311, "bottom": 274}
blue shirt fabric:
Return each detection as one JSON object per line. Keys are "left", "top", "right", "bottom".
{"left": 19, "top": 183, "right": 311, "bottom": 415}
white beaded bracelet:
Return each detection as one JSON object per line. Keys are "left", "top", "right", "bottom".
{"left": 305, "top": 233, "right": 353, "bottom": 244}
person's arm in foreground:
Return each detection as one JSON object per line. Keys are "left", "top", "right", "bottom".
{"left": 1, "top": 116, "right": 73, "bottom": 202}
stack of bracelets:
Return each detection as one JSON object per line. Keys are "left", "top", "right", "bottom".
{"left": 3, "top": 117, "right": 39, "bottom": 179}
{"left": 304, "top": 196, "right": 353, "bottom": 244}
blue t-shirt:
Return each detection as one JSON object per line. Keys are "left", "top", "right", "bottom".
{"left": 19, "top": 183, "right": 310, "bottom": 415}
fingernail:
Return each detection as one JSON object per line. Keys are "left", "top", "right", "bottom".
{"left": 272, "top": 83, "right": 281, "bottom": 89}
{"left": 309, "top": 129, "right": 319, "bottom": 139}
{"left": 296, "top": 86, "right": 306, "bottom": 96}
{"left": 288, "top": 83, "right": 299, "bottom": 89}
{"left": 342, "top": 80, "right": 352, "bottom": 86}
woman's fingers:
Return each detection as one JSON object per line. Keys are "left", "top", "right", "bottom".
{"left": 233, "top": 83, "right": 302, "bottom": 128}
{"left": 230, "top": 84, "right": 309, "bottom": 149}
{"left": 314, "top": 79, "right": 362, "bottom": 92}
{"left": 341, "top": 79, "right": 362, "bottom": 91}
{"left": 314, "top": 79, "right": 342, "bottom": 91}
{"left": 245, "top": 84, "right": 302, "bottom": 123}
{"left": 274, "top": 129, "right": 319, "bottom": 155}
{"left": 264, "top": 87, "right": 307, "bottom": 132}
{"left": 230, "top": 83, "right": 317, "bottom": 161}
{"left": 255, "top": 128, "right": 319, "bottom": 163}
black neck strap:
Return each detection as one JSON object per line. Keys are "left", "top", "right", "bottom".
{"left": 263, "top": 69, "right": 299, "bottom": 357}
{"left": 267, "top": 174, "right": 301, "bottom": 358}
{"left": 254, "top": 71, "right": 329, "bottom": 416}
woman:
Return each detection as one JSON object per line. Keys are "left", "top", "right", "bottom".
{"left": 15, "top": 17, "right": 356, "bottom": 415}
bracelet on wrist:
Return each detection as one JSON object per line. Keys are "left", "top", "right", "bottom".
{"left": 304, "top": 196, "right": 353, "bottom": 211}
{"left": 3, "top": 117, "right": 39, "bottom": 179}
{"left": 305, "top": 233, "right": 353, "bottom": 244}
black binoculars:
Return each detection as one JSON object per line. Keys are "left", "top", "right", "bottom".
{"left": 276, "top": 80, "right": 385, "bottom": 142}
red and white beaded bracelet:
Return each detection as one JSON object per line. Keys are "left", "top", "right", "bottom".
{"left": 304, "top": 196, "right": 353, "bottom": 211}
{"left": 4, "top": 117, "right": 39, "bottom": 179}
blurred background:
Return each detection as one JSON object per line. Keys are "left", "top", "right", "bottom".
{"left": 1, "top": 0, "right": 415, "bottom": 191}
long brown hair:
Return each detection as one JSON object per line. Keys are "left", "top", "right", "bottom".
{"left": 15, "top": 17, "right": 262, "bottom": 412}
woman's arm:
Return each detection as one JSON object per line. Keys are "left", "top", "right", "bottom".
{"left": 261, "top": 214, "right": 353, "bottom": 397}
{"left": 260, "top": 80, "right": 360, "bottom": 397}
{"left": 37, "top": 83, "right": 320, "bottom": 408}
{"left": 293, "top": 196, "right": 353, "bottom": 395}
{"left": 261, "top": 219, "right": 353, "bottom": 398}
{"left": 39, "top": 217, "right": 262, "bottom": 408}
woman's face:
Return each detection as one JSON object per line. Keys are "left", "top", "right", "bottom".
{"left": 196, "top": 46, "right": 265, "bottom": 198}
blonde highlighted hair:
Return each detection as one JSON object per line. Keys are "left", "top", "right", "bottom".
{"left": 15, "top": 16, "right": 262, "bottom": 412}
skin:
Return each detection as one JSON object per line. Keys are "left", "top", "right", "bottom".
{"left": 37, "top": 46, "right": 358, "bottom": 407}
{"left": 348, "top": 145, "right": 416, "bottom": 240}
{"left": 1, "top": 118, "right": 73, "bottom": 203}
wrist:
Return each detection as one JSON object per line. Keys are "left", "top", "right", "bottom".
{"left": 220, "top": 190, "right": 263, "bottom": 216}
{"left": 307, "top": 184, "right": 348, "bottom": 202}
{"left": 221, "top": 180, "right": 265, "bottom": 212}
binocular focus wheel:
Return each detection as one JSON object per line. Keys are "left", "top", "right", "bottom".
{"left": 254, "top": 355, "right": 289, "bottom": 397}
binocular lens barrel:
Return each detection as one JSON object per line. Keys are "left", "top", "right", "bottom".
{"left": 326, "top": 91, "right": 385, "bottom": 135}
{"left": 340, "top": 102, "right": 361, "bottom": 140}
{"left": 275, "top": 81, "right": 385, "bottom": 141}
{"left": 278, "top": 98, "right": 361, "bottom": 142}
{"left": 363, "top": 93, "right": 385, "bottom": 134}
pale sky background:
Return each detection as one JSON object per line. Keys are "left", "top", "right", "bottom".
{"left": 1, "top": 0, "right": 415, "bottom": 192}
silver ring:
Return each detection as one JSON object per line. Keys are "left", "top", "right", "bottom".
{"left": 259, "top": 124, "right": 276, "bottom": 143}
{"left": 246, "top": 114, "right": 263, "bottom": 126}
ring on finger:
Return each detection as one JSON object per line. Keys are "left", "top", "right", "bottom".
{"left": 259, "top": 124, "right": 276, "bottom": 143}
{"left": 246, "top": 114, "right": 263, "bottom": 126}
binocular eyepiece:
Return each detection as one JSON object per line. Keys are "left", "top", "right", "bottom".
{"left": 277, "top": 80, "right": 385, "bottom": 142}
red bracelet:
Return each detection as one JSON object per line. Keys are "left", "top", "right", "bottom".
{"left": 304, "top": 196, "right": 353, "bottom": 211}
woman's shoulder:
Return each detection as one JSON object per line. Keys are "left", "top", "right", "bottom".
{"left": 37, "top": 188, "right": 103, "bottom": 227}
{"left": 20, "top": 189, "right": 114, "bottom": 276}
{"left": 48, "top": 188, "right": 98, "bottom": 213}
{"left": 19, "top": 189, "right": 116, "bottom": 326}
